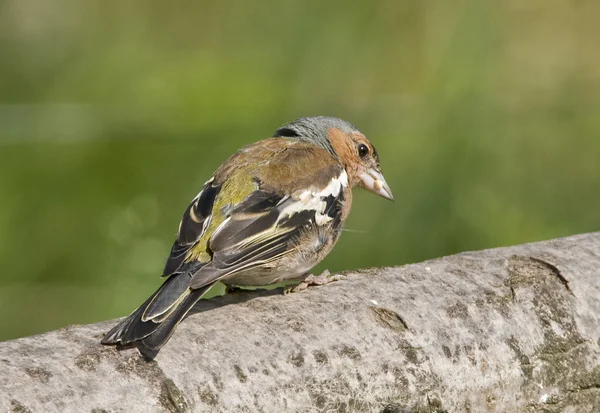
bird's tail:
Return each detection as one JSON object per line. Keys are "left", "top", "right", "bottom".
{"left": 101, "top": 272, "right": 213, "bottom": 360}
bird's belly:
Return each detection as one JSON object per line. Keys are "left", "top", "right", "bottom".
{"left": 221, "top": 254, "right": 319, "bottom": 286}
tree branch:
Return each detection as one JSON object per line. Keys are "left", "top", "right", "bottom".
{"left": 1, "top": 233, "right": 600, "bottom": 412}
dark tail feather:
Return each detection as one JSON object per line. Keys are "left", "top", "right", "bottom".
{"left": 101, "top": 274, "right": 188, "bottom": 345}
{"left": 101, "top": 258, "right": 214, "bottom": 348}
{"left": 137, "top": 286, "right": 211, "bottom": 360}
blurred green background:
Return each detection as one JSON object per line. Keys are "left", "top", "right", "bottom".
{"left": 1, "top": 0, "right": 598, "bottom": 341}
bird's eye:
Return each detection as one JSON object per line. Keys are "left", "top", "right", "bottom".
{"left": 357, "top": 143, "right": 369, "bottom": 158}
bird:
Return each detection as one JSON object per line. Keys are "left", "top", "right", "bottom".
{"left": 101, "top": 116, "right": 393, "bottom": 359}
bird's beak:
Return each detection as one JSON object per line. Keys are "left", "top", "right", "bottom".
{"left": 359, "top": 168, "right": 394, "bottom": 200}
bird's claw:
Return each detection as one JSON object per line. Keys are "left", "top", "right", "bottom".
{"left": 284, "top": 270, "right": 346, "bottom": 294}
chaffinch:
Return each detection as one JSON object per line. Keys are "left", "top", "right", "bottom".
{"left": 102, "top": 116, "right": 393, "bottom": 359}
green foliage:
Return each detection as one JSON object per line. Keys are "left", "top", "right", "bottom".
{"left": 0, "top": 0, "right": 598, "bottom": 340}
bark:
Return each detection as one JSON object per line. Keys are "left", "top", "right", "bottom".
{"left": 1, "top": 233, "right": 600, "bottom": 413}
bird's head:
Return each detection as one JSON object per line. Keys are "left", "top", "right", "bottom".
{"left": 274, "top": 116, "right": 394, "bottom": 200}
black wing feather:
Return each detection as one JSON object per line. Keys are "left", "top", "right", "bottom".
{"left": 323, "top": 188, "right": 345, "bottom": 231}
{"left": 162, "top": 182, "right": 221, "bottom": 276}
{"left": 207, "top": 190, "right": 285, "bottom": 252}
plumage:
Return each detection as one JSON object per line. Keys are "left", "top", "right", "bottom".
{"left": 101, "top": 116, "right": 393, "bottom": 359}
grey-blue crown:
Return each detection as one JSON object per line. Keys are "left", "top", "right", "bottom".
{"left": 273, "top": 116, "right": 360, "bottom": 155}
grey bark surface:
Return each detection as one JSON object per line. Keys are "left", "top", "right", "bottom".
{"left": 1, "top": 233, "right": 600, "bottom": 413}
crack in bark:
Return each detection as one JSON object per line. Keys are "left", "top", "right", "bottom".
{"left": 115, "top": 356, "right": 190, "bottom": 412}
{"left": 162, "top": 378, "right": 190, "bottom": 413}
{"left": 370, "top": 306, "right": 409, "bottom": 331}
{"left": 568, "top": 384, "right": 600, "bottom": 393}
{"left": 529, "top": 256, "right": 574, "bottom": 296}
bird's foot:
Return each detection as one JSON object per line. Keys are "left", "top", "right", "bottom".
{"left": 284, "top": 270, "right": 345, "bottom": 294}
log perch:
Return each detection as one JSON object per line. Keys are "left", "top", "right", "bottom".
{"left": 1, "top": 233, "right": 600, "bottom": 412}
